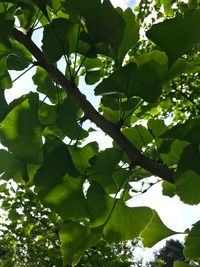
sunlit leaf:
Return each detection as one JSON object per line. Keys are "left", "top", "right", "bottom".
{"left": 60, "top": 220, "right": 99, "bottom": 266}
{"left": 0, "top": 93, "right": 43, "bottom": 163}
{"left": 38, "top": 175, "right": 87, "bottom": 220}
{"left": 140, "top": 210, "right": 177, "bottom": 247}
{"left": 103, "top": 201, "right": 153, "bottom": 242}
{"left": 122, "top": 125, "right": 153, "bottom": 149}
{"left": 69, "top": 142, "right": 98, "bottom": 173}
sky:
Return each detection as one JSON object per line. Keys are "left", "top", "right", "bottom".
{"left": 4, "top": 0, "right": 200, "bottom": 258}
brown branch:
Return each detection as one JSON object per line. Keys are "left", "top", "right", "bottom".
{"left": 11, "top": 27, "right": 174, "bottom": 183}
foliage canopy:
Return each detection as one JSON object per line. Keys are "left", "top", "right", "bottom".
{"left": 0, "top": 0, "right": 199, "bottom": 266}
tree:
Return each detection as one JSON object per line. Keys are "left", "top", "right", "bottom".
{"left": 0, "top": 0, "right": 199, "bottom": 266}
{"left": 148, "top": 239, "right": 185, "bottom": 267}
{"left": 0, "top": 183, "right": 143, "bottom": 266}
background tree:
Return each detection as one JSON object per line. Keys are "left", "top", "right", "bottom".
{"left": 147, "top": 240, "right": 185, "bottom": 267}
{"left": 0, "top": 0, "right": 199, "bottom": 266}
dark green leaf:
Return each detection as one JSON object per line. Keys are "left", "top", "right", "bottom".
{"left": 86, "top": 182, "right": 114, "bottom": 227}
{"left": 116, "top": 8, "right": 139, "bottom": 65}
{"left": 42, "top": 18, "right": 79, "bottom": 63}
{"left": 0, "top": 12, "right": 14, "bottom": 45}
{"left": 62, "top": 0, "right": 125, "bottom": 55}
{"left": 162, "top": 181, "right": 176, "bottom": 198}
{"left": 87, "top": 148, "right": 123, "bottom": 192}
{"left": 34, "top": 144, "right": 79, "bottom": 186}
{"left": 147, "top": 10, "right": 200, "bottom": 64}
{"left": 184, "top": 220, "right": 200, "bottom": 259}
{"left": 174, "top": 261, "right": 194, "bottom": 267}
{"left": 56, "top": 97, "right": 88, "bottom": 140}
{"left": 95, "top": 63, "right": 137, "bottom": 97}
{"left": 176, "top": 170, "right": 200, "bottom": 205}
{"left": 161, "top": 118, "right": 200, "bottom": 143}
{"left": 85, "top": 70, "right": 105, "bottom": 85}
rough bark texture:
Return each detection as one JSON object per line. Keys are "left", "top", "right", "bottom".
{"left": 11, "top": 27, "right": 174, "bottom": 183}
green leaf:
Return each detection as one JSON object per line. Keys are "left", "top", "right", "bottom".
{"left": 95, "top": 51, "right": 167, "bottom": 102}
{"left": 162, "top": 181, "right": 176, "bottom": 198}
{"left": 178, "top": 143, "right": 200, "bottom": 174}
{"left": 174, "top": 262, "right": 195, "bottom": 267}
{"left": 147, "top": 10, "right": 200, "bottom": 64}
{"left": 33, "top": 67, "right": 66, "bottom": 104}
{"left": 184, "top": 220, "right": 200, "bottom": 259}
{"left": 103, "top": 201, "right": 153, "bottom": 242}
{"left": 95, "top": 63, "right": 137, "bottom": 97}
{"left": 69, "top": 142, "right": 99, "bottom": 173}
{"left": 161, "top": 0, "right": 173, "bottom": 16}
{"left": 116, "top": 8, "right": 139, "bottom": 65}
{"left": 148, "top": 119, "right": 168, "bottom": 138}
{"left": 0, "top": 149, "right": 26, "bottom": 182}
{"left": 0, "top": 93, "right": 43, "bottom": 163}
{"left": 38, "top": 175, "right": 87, "bottom": 220}
{"left": 134, "top": 51, "right": 168, "bottom": 102}
{"left": 82, "top": 57, "right": 103, "bottom": 71}
{"left": 42, "top": 18, "right": 79, "bottom": 63}
{"left": 34, "top": 144, "right": 79, "bottom": 186}
{"left": 122, "top": 125, "right": 153, "bottom": 149}
{"left": 176, "top": 170, "right": 200, "bottom": 205}
{"left": 163, "top": 58, "right": 200, "bottom": 84}
{"left": 0, "top": 44, "right": 12, "bottom": 89}
{"left": 161, "top": 118, "right": 200, "bottom": 143}
{"left": 87, "top": 148, "right": 123, "bottom": 192}
{"left": 0, "top": 12, "right": 14, "bottom": 45}
{"left": 7, "top": 40, "right": 32, "bottom": 71}
{"left": 60, "top": 220, "right": 99, "bottom": 266}
{"left": 0, "top": 39, "right": 33, "bottom": 89}
{"left": 8, "top": 209, "right": 22, "bottom": 221}
{"left": 56, "top": 97, "right": 88, "bottom": 140}
{"left": 159, "top": 139, "right": 189, "bottom": 166}
{"left": 38, "top": 102, "right": 57, "bottom": 126}
{"left": 62, "top": 0, "right": 125, "bottom": 55}
{"left": 85, "top": 70, "right": 105, "bottom": 85}
{"left": 140, "top": 210, "right": 177, "bottom": 247}
{"left": 86, "top": 182, "right": 114, "bottom": 227}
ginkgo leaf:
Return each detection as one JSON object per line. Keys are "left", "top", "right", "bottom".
{"left": 140, "top": 210, "right": 178, "bottom": 247}
{"left": 103, "top": 201, "right": 153, "bottom": 242}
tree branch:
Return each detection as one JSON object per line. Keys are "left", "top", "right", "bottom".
{"left": 11, "top": 27, "right": 174, "bottom": 183}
